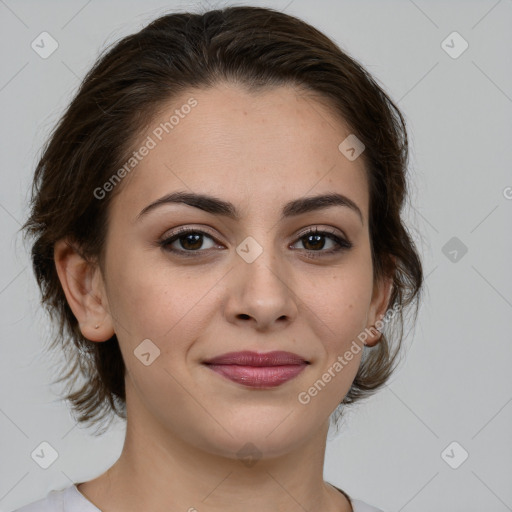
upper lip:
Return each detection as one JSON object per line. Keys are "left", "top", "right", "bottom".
{"left": 203, "top": 351, "right": 309, "bottom": 366}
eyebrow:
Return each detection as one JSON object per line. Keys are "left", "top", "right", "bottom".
{"left": 137, "top": 190, "right": 363, "bottom": 224}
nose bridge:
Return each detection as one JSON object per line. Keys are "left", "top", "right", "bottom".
{"left": 226, "top": 231, "right": 298, "bottom": 328}
{"left": 238, "top": 231, "right": 288, "bottom": 296}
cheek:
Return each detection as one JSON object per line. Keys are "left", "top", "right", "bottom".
{"left": 105, "top": 249, "right": 222, "bottom": 348}
{"left": 300, "top": 262, "right": 374, "bottom": 346}
{"left": 292, "top": 257, "right": 373, "bottom": 403}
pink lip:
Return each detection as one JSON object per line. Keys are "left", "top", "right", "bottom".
{"left": 203, "top": 351, "right": 309, "bottom": 388}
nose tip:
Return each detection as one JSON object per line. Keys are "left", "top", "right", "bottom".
{"left": 225, "top": 259, "right": 298, "bottom": 331}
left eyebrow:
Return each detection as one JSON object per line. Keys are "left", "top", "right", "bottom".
{"left": 136, "top": 190, "right": 363, "bottom": 224}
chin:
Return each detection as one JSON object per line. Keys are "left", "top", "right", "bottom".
{"left": 194, "top": 421, "right": 313, "bottom": 463}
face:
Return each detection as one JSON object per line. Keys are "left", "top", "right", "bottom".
{"left": 77, "top": 82, "right": 390, "bottom": 459}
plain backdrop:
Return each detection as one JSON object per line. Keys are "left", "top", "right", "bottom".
{"left": 0, "top": 1, "right": 511, "bottom": 511}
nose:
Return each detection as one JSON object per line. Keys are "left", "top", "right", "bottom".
{"left": 223, "top": 245, "right": 299, "bottom": 332}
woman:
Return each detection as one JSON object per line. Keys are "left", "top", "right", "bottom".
{"left": 18, "top": 5, "right": 423, "bottom": 511}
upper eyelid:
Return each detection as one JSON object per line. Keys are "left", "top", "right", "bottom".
{"left": 160, "top": 225, "right": 350, "bottom": 247}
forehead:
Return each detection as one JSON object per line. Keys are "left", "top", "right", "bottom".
{"left": 109, "top": 82, "right": 369, "bottom": 224}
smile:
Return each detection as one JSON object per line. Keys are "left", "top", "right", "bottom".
{"left": 202, "top": 350, "right": 310, "bottom": 388}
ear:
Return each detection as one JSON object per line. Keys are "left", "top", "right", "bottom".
{"left": 54, "top": 239, "right": 115, "bottom": 342}
{"left": 364, "top": 269, "right": 394, "bottom": 347}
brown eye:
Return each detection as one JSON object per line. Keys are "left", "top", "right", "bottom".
{"left": 291, "top": 228, "right": 352, "bottom": 257}
{"left": 159, "top": 228, "right": 219, "bottom": 256}
{"left": 301, "top": 233, "right": 328, "bottom": 251}
{"left": 175, "top": 232, "right": 204, "bottom": 251}
{"left": 158, "top": 226, "right": 352, "bottom": 259}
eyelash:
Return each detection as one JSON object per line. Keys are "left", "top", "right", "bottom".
{"left": 158, "top": 226, "right": 353, "bottom": 259}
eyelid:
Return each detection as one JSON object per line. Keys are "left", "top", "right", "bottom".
{"left": 158, "top": 224, "right": 352, "bottom": 256}
{"left": 159, "top": 224, "right": 347, "bottom": 243}
{"left": 160, "top": 224, "right": 219, "bottom": 242}
{"left": 158, "top": 225, "right": 224, "bottom": 252}
{"left": 294, "top": 225, "right": 347, "bottom": 242}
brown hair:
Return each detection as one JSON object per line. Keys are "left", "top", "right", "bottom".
{"left": 22, "top": 5, "right": 423, "bottom": 435}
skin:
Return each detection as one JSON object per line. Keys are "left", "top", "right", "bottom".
{"left": 54, "top": 82, "right": 393, "bottom": 512}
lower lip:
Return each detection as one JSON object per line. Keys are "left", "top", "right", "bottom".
{"left": 204, "top": 364, "right": 307, "bottom": 388}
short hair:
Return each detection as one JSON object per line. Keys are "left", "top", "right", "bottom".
{"left": 22, "top": 5, "right": 423, "bottom": 435}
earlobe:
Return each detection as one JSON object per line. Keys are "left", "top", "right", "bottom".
{"left": 54, "top": 239, "right": 115, "bottom": 342}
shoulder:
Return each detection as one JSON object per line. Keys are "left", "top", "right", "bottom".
{"left": 351, "top": 498, "right": 386, "bottom": 512}
{"left": 11, "top": 484, "right": 385, "bottom": 512}
{"left": 10, "top": 484, "right": 99, "bottom": 512}
{"left": 10, "top": 487, "right": 66, "bottom": 512}
{"left": 329, "top": 483, "right": 385, "bottom": 512}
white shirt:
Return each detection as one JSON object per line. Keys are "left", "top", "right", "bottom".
{"left": 11, "top": 484, "right": 385, "bottom": 512}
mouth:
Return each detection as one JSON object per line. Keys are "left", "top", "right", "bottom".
{"left": 202, "top": 351, "right": 310, "bottom": 388}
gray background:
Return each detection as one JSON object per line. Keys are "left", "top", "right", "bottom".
{"left": 1, "top": 0, "right": 511, "bottom": 510}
